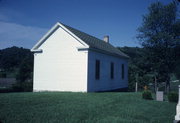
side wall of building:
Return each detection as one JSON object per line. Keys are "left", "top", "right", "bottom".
{"left": 33, "top": 27, "right": 88, "bottom": 92}
{"left": 87, "top": 50, "right": 128, "bottom": 92}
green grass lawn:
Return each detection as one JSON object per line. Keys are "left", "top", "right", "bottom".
{"left": 0, "top": 92, "right": 177, "bottom": 123}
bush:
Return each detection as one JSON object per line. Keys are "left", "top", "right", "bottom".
{"left": 0, "top": 88, "right": 13, "bottom": 93}
{"left": 168, "top": 92, "right": 178, "bottom": 103}
{"left": 0, "top": 72, "right": 6, "bottom": 78}
{"left": 0, "top": 81, "right": 33, "bottom": 93}
{"left": 142, "top": 90, "right": 153, "bottom": 100}
{"left": 12, "top": 81, "right": 33, "bottom": 92}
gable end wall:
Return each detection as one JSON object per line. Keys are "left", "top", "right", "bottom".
{"left": 33, "top": 27, "right": 88, "bottom": 92}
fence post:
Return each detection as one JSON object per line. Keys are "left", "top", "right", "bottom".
{"left": 135, "top": 82, "right": 138, "bottom": 92}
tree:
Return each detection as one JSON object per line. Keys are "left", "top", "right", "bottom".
{"left": 0, "top": 46, "right": 33, "bottom": 71}
{"left": 118, "top": 47, "right": 153, "bottom": 91}
{"left": 137, "top": 1, "right": 180, "bottom": 92}
{"left": 16, "top": 55, "right": 33, "bottom": 82}
{"left": 15, "top": 54, "right": 33, "bottom": 92}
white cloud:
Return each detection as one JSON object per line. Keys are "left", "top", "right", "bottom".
{"left": 0, "top": 21, "right": 48, "bottom": 49}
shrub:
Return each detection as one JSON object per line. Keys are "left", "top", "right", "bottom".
{"left": 12, "top": 81, "right": 33, "bottom": 92}
{"left": 142, "top": 90, "right": 153, "bottom": 100}
{"left": 0, "top": 72, "right": 6, "bottom": 78}
{"left": 168, "top": 92, "right": 178, "bottom": 103}
{"left": 0, "top": 81, "right": 33, "bottom": 93}
{"left": 0, "top": 88, "right": 12, "bottom": 93}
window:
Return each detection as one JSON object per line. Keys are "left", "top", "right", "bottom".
{"left": 95, "top": 60, "right": 100, "bottom": 80}
{"left": 110, "top": 62, "right": 114, "bottom": 79}
{"left": 122, "top": 64, "right": 124, "bottom": 79}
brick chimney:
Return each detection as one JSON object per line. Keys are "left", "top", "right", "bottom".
{"left": 103, "top": 35, "right": 109, "bottom": 43}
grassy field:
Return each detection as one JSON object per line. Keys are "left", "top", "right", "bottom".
{"left": 0, "top": 92, "right": 177, "bottom": 123}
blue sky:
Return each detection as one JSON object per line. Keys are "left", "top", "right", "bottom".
{"left": 0, "top": 0, "right": 173, "bottom": 49}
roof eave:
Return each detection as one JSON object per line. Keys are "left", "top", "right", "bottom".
{"left": 77, "top": 47, "right": 129, "bottom": 59}
{"left": 90, "top": 47, "right": 129, "bottom": 59}
{"left": 31, "top": 49, "right": 43, "bottom": 53}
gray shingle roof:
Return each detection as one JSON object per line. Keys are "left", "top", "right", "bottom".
{"left": 62, "top": 24, "right": 129, "bottom": 59}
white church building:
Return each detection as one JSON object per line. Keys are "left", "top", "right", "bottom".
{"left": 31, "top": 22, "right": 129, "bottom": 92}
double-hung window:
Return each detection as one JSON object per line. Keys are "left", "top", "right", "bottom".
{"left": 110, "top": 62, "right": 114, "bottom": 79}
{"left": 95, "top": 60, "right": 100, "bottom": 80}
{"left": 122, "top": 64, "right": 124, "bottom": 79}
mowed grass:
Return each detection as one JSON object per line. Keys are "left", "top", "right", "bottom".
{"left": 0, "top": 92, "right": 176, "bottom": 123}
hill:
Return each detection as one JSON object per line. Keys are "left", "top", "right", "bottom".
{"left": 0, "top": 46, "right": 33, "bottom": 71}
{"left": 0, "top": 46, "right": 33, "bottom": 91}
{"left": 0, "top": 46, "right": 33, "bottom": 78}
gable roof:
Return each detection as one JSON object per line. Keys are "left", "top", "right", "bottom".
{"left": 31, "top": 22, "right": 129, "bottom": 59}
{"left": 62, "top": 24, "right": 129, "bottom": 59}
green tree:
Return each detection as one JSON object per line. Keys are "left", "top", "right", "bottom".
{"left": 137, "top": 1, "right": 180, "bottom": 92}
{"left": 15, "top": 54, "right": 33, "bottom": 92}
{"left": 118, "top": 47, "right": 153, "bottom": 91}
{"left": 16, "top": 55, "right": 33, "bottom": 82}
{"left": 0, "top": 46, "right": 32, "bottom": 71}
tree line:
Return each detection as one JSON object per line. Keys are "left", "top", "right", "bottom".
{"left": 0, "top": 46, "right": 33, "bottom": 91}
{"left": 119, "top": 1, "right": 180, "bottom": 92}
